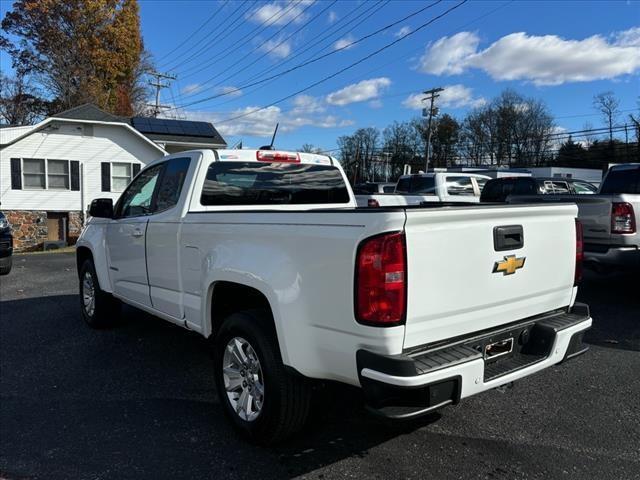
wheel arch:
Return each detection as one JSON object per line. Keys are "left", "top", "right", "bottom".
{"left": 206, "top": 280, "right": 288, "bottom": 361}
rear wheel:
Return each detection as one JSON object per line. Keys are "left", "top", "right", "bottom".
{"left": 79, "top": 259, "right": 120, "bottom": 328}
{"left": 213, "top": 310, "right": 311, "bottom": 445}
{"left": 0, "top": 256, "right": 11, "bottom": 275}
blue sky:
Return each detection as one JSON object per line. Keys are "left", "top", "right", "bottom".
{"left": 2, "top": 0, "right": 639, "bottom": 150}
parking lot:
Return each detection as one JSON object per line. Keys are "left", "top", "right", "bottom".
{"left": 0, "top": 252, "right": 638, "bottom": 480}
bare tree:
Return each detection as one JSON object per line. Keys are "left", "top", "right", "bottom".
{"left": 0, "top": 73, "right": 48, "bottom": 125}
{"left": 593, "top": 91, "right": 620, "bottom": 142}
{"left": 582, "top": 121, "right": 598, "bottom": 147}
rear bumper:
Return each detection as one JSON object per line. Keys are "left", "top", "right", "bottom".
{"left": 357, "top": 304, "right": 591, "bottom": 419}
{"left": 584, "top": 244, "right": 639, "bottom": 269}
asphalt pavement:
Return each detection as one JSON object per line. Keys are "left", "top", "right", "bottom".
{"left": 0, "top": 252, "right": 638, "bottom": 480}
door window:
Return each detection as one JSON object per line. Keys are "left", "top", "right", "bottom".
{"left": 155, "top": 157, "right": 191, "bottom": 212}
{"left": 446, "top": 176, "right": 475, "bottom": 196}
{"left": 116, "top": 164, "right": 162, "bottom": 218}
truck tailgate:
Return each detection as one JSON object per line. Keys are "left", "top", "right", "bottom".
{"left": 403, "top": 204, "right": 578, "bottom": 349}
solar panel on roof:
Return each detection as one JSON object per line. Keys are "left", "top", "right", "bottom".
{"left": 131, "top": 116, "right": 218, "bottom": 138}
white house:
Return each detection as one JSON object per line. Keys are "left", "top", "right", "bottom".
{"left": 0, "top": 116, "right": 165, "bottom": 251}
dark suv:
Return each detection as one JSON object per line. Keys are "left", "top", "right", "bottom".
{"left": 0, "top": 211, "right": 13, "bottom": 275}
{"left": 480, "top": 177, "right": 597, "bottom": 202}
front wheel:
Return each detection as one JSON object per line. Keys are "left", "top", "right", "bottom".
{"left": 79, "top": 259, "right": 120, "bottom": 328}
{"left": 213, "top": 310, "right": 311, "bottom": 445}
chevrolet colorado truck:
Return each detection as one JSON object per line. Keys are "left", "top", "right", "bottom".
{"left": 76, "top": 149, "right": 592, "bottom": 444}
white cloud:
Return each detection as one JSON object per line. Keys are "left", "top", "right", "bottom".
{"left": 418, "top": 28, "right": 640, "bottom": 85}
{"left": 181, "top": 83, "right": 202, "bottom": 95}
{"left": 216, "top": 86, "right": 243, "bottom": 97}
{"left": 418, "top": 31, "right": 480, "bottom": 75}
{"left": 333, "top": 35, "right": 356, "bottom": 50}
{"left": 326, "top": 77, "right": 391, "bottom": 106}
{"left": 185, "top": 101, "right": 352, "bottom": 138}
{"left": 394, "top": 26, "right": 412, "bottom": 38}
{"left": 368, "top": 99, "right": 383, "bottom": 109}
{"left": 259, "top": 38, "right": 292, "bottom": 58}
{"left": 614, "top": 26, "right": 640, "bottom": 47}
{"left": 327, "top": 10, "right": 338, "bottom": 24}
{"left": 402, "top": 84, "right": 486, "bottom": 110}
{"left": 249, "top": 1, "right": 312, "bottom": 26}
{"left": 291, "top": 94, "right": 326, "bottom": 115}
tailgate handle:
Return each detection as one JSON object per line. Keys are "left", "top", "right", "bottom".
{"left": 494, "top": 225, "right": 524, "bottom": 251}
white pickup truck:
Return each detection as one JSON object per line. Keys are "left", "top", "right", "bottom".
{"left": 76, "top": 149, "right": 592, "bottom": 444}
{"left": 355, "top": 172, "right": 491, "bottom": 207}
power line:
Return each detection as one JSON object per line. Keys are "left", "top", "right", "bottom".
{"left": 174, "top": 0, "right": 386, "bottom": 109}
{"left": 147, "top": 71, "right": 177, "bottom": 117}
{"left": 169, "top": 0, "right": 446, "bottom": 111}
{"left": 155, "top": 1, "right": 227, "bottom": 65}
{"left": 210, "top": 1, "right": 468, "bottom": 125}
{"left": 175, "top": 0, "right": 385, "bottom": 103}
{"left": 162, "top": 0, "right": 257, "bottom": 72}
{"left": 178, "top": 0, "right": 320, "bottom": 86}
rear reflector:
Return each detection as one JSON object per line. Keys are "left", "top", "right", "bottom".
{"left": 256, "top": 150, "right": 300, "bottom": 163}
{"left": 355, "top": 232, "right": 406, "bottom": 326}
{"left": 611, "top": 202, "right": 636, "bottom": 234}
{"left": 575, "top": 219, "right": 583, "bottom": 285}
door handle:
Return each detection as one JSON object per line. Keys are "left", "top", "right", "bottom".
{"left": 131, "top": 229, "right": 144, "bottom": 238}
{"left": 494, "top": 225, "right": 524, "bottom": 251}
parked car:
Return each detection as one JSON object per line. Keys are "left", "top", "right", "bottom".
{"left": 76, "top": 149, "right": 591, "bottom": 444}
{"left": 356, "top": 172, "right": 491, "bottom": 207}
{"left": 573, "top": 164, "right": 639, "bottom": 271}
{"left": 0, "top": 211, "right": 13, "bottom": 275}
{"left": 352, "top": 182, "right": 396, "bottom": 194}
{"left": 480, "top": 177, "right": 598, "bottom": 202}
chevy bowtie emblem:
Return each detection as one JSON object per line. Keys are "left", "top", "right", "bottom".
{"left": 493, "top": 255, "right": 526, "bottom": 275}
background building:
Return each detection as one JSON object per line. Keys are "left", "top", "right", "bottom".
{"left": 0, "top": 105, "right": 226, "bottom": 251}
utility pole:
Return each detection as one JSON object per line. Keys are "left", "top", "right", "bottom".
{"left": 422, "top": 87, "right": 444, "bottom": 172}
{"left": 147, "top": 71, "right": 177, "bottom": 117}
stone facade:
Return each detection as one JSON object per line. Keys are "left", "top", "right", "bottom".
{"left": 5, "top": 210, "right": 49, "bottom": 252}
{"left": 68, "top": 211, "right": 85, "bottom": 245}
{"left": 4, "top": 210, "right": 84, "bottom": 252}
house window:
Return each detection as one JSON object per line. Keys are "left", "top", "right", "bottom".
{"left": 111, "top": 162, "right": 132, "bottom": 192}
{"left": 47, "top": 159, "right": 70, "bottom": 190}
{"left": 23, "top": 158, "right": 46, "bottom": 189}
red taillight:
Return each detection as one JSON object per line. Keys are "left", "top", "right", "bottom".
{"left": 611, "top": 202, "right": 636, "bottom": 234}
{"left": 575, "top": 219, "right": 583, "bottom": 285}
{"left": 256, "top": 150, "right": 300, "bottom": 163}
{"left": 355, "top": 232, "right": 406, "bottom": 326}
{"left": 367, "top": 198, "right": 380, "bottom": 208}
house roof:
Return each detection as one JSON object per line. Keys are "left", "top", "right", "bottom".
{"left": 53, "top": 103, "right": 128, "bottom": 123}
{"left": 53, "top": 103, "right": 227, "bottom": 147}
{"left": 0, "top": 117, "right": 166, "bottom": 154}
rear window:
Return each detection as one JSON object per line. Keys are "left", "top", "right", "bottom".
{"left": 445, "top": 176, "right": 475, "bottom": 196}
{"left": 600, "top": 167, "right": 640, "bottom": 194}
{"left": 200, "top": 162, "right": 351, "bottom": 206}
{"left": 396, "top": 176, "right": 436, "bottom": 195}
{"left": 480, "top": 178, "right": 536, "bottom": 202}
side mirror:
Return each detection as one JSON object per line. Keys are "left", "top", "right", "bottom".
{"left": 89, "top": 198, "right": 114, "bottom": 218}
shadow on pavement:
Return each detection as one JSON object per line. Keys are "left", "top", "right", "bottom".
{"left": 0, "top": 294, "right": 438, "bottom": 480}
{"left": 577, "top": 269, "right": 639, "bottom": 352}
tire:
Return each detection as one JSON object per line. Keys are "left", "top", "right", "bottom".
{"left": 213, "top": 310, "right": 311, "bottom": 445}
{"left": 79, "top": 259, "right": 120, "bottom": 328}
{"left": 0, "top": 256, "right": 11, "bottom": 275}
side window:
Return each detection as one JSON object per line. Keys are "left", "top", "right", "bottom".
{"left": 116, "top": 164, "right": 163, "bottom": 218}
{"left": 395, "top": 177, "right": 411, "bottom": 193}
{"left": 383, "top": 185, "right": 395, "bottom": 193}
{"left": 547, "top": 181, "right": 570, "bottom": 194}
{"left": 155, "top": 157, "right": 191, "bottom": 212}
{"left": 572, "top": 181, "right": 597, "bottom": 194}
{"left": 446, "top": 176, "right": 475, "bottom": 196}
